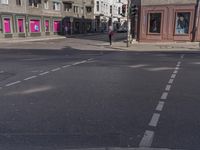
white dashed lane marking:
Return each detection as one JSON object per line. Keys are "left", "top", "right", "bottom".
{"left": 24, "top": 76, "right": 37, "bottom": 81}
{"left": 165, "top": 84, "right": 171, "bottom": 91}
{"left": 171, "top": 74, "right": 176, "bottom": 79}
{"left": 156, "top": 101, "right": 165, "bottom": 112}
{"left": 72, "top": 60, "right": 87, "bottom": 65}
{"left": 173, "top": 70, "right": 178, "bottom": 74}
{"left": 6, "top": 81, "right": 21, "bottom": 87}
{"left": 149, "top": 113, "right": 160, "bottom": 127}
{"left": 62, "top": 65, "right": 71, "bottom": 68}
{"left": 139, "top": 130, "right": 155, "bottom": 147}
{"left": 168, "top": 79, "right": 174, "bottom": 84}
{"left": 51, "top": 67, "right": 61, "bottom": 72}
{"left": 160, "top": 92, "right": 168, "bottom": 100}
{"left": 39, "top": 71, "right": 49, "bottom": 76}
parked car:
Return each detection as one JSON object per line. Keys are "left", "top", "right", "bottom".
{"left": 117, "top": 27, "right": 127, "bottom": 33}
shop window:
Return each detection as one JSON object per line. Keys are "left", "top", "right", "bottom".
{"left": 30, "top": 19, "right": 40, "bottom": 32}
{"left": 4, "top": 18, "right": 11, "bottom": 33}
{"left": 53, "top": 21, "right": 60, "bottom": 32}
{"left": 175, "top": 12, "right": 190, "bottom": 35}
{"left": 17, "top": 19, "right": 24, "bottom": 32}
{"left": 148, "top": 13, "right": 161, "bottom": 34}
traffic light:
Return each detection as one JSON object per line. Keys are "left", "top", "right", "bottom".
{"left": 130, "top": 5, "right": 138, "bottom": 16}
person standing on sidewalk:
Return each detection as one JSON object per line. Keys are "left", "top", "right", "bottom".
{"left": 65, "top": 26, "right": 68, "bottom": 38}
{"left": 108, "top": 25, "right": 114, "bottom": 46}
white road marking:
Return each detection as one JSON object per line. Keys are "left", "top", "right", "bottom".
{"left": 0, "top": 71, "right": 4, "bottom": 73}
{"left": 168, "top": 79, "right": 174, "bottom": 84}
{"left": 177, "top": 61, "right": 181, "bottom": 65}
{"left": 87, "top": 58, "right": 94, "bottom": 61}
{"left": 39, "top": 71, "right": 49, "bottom": 76}
{"left": 149, "top": 113, "right": 160, "bottom": 127}
{"left": 72, "top": 60, "right": 87, "bottom": 65}
{"left": 139, "top": 130, "right": 154, "bottom": 147}
{"left": 175, "top": 67, "right": 180, "bottom": 70}
{"left": 171, "top": 74, "right": 176, "bottom": 79}
{"left": 156, "top": 101, "right": 165, "bottom": 112}
{"left": 181, "top": 54, "right": 185, "bottom": 59}
{"left": 173, "top": 70, "right": 178, "bottom": 74}
{"left": 161, "top": 92, "right": 168, "bottom": 100}
{"left": 51, "top": 68, "right": 61, "bottom": 72}
{"left": 22, "top": 58, "right": 46, "bottom": 61}
{"left": 6, "top": 81, "right": 21, "bottom": 87}
{"left": 0, "top": 87, "right": 2, "bottom": 89}
{"left": 62, "top": 65, "right": 71, "bottom": 68}
{"left": 165, "top": 84, "right": 171, "bottom": 91}
{"left": 24, "top": 76, "right": 37, "bottom": 81}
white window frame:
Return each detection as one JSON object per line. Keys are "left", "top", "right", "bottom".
{"left": 44, "top": 0, "right": 49, "bottom": 9}
{"left": 53, "top": 2, "right": 61, "bottom": 11}
{"left": 0, "top": 0, "right": 8, "bottom": 4}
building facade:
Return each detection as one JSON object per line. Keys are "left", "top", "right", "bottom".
{"left": 132, "top": 0, "right": 200, "bottom": 42}
{"left": 0, "top": 0, "right": 94, "bottom": 39}
{"left": 94, "top": 0, "right": 127, "bottom": 32}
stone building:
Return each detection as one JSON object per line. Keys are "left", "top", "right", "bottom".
{"left": 94, "top": 0, "right": 127, "bottom": 32}
{"left": 132, "top": 0, "right": 200, "bottom": 42}
{"left": 0, "top": 0, "right": 94, "bottom": 39}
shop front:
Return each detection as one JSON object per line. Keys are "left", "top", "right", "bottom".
{"left": 138, "top": 4, "right": 195, "bottom": 42}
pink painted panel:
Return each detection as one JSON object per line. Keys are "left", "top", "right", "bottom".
{"left": 18, "top": 19, "right": 24, "bottom": 32}
{"left": 30, "top": 19, "right": 40, "bottom": 32}
{"left": 4, "top": 18, "right": 11, "bottom": 33}
{"left": 54, "top": 21, "right": 60, "bottom": 32}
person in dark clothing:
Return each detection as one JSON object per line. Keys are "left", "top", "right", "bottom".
{"left": 108, "top": 25, "right": 113, "bottom": 46}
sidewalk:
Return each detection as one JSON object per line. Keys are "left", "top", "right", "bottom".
{"left": 110, "top": 41, "right": 200, "bottom": 52}
{"left": 0, "top": 32, "right": 105, "bottom": 44}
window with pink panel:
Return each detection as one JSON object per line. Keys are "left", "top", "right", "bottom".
{"left": 30, "top": 19, "right": 40, "bottom": 32}
{"left": 18, "top": 19, "right": 24, "bottom": 33}
{"left": 54, "top": 21, "right": 60, "bottom": 32}
{"left": 4, "top": 18, "right": 11, "bottom": 33}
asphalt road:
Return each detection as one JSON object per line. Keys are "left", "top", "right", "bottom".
{"left": 0, "top": 38, "right": 199, "bottom": 150}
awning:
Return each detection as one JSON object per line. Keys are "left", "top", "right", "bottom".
{"left": 62, "top": 0, "right": 74, "bottom": 3}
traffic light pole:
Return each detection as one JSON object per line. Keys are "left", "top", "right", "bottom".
{"left": 127, "top": 0, "right": 131, "bottom": 47}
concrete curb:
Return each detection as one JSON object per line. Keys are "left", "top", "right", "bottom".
{"left": 60, "top": 148, "right": 183, "bottom": 150}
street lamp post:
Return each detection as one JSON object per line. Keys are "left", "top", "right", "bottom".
{"left": 127, "top": 0, "right": 131, "bottom": 47}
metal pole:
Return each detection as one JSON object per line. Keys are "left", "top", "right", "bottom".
{"left": 127, "top": 0, "right": 131, "bottom": 47}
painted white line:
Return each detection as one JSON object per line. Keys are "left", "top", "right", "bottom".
{"left": 0, "top": 87, "right": 2, "bottom": 89}
{"left": 87, "top": 58, "right": 94, "bottom": 61}
{"left": 139, "top": 130, "right": 154, "bottom": 147}
{"left": 51, "top": 67, "right": 61, "bottom": 72}
{"left": 39, "top": 71, "right": 49, "bottom": 76}
{"left": 173, "top": 70, "right": 178, "bottom": 74}
{"left": 181, "top": 54, "right": 185, "bottom": 59}
{"left": 149, "top": 113, "right": 160, "bottom": 127}
{"left": 161, "top": 92, "right": 168, "bottom": 100}
{"left": 62, "top": 65, "right": 71, "bottom": 68}
{"left": 165, "top": 84, "right": 171, "bottom": 91}
{"left": 171, "top": 74, "right": 176, "bottom": 79}
{"left": 0, "top": 71, "right": 4, "bottom": 73}
{"left": 175, "top": 67, "right": 180, "bottom": 70}
{"left": 177, "top": 61, "right": 181, "bottom": 65}
{"left": 72, "top": 60, "right": 87, "bottom": 65}
{"left": 24, "top": 76, "right": 37, "bottom": 81}
{"left": 156, "top": 101, "right": 165, "bottom": 112}
{"left": 176, "top": 64, "right": 180, "bottom": 67}
{"left": 168, "top": 79, "right": 174, "bottom": 84}
{"left": 6, "top": 81, "right": 21, "bottom": 87}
